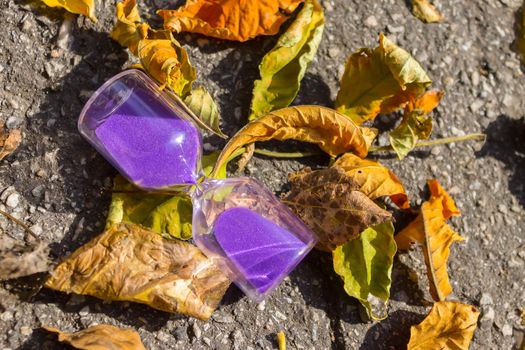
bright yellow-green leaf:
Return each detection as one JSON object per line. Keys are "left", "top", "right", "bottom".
{"left": 333, "top": 222, "right": 397, "bottom": 320}
{"left": 106, "top": 175, "right": 192, "bottom": 240}
{"left": 335, "top": 33, "right": 431, "bottom": 125}
{"left": 184, "top": 86, "right": 227, "bottom": 138}
{"left": 42, "top": 0, "right": 96, "bottom": 21}
{"left": 45, "top": 223, "right": 230, "bottom": 320}
{"left": 249, "top": 0, "right": 324, "bottom": 120}
{"left": 202, "top": 148, "right": 246, "bottom": 179}
{"left": 408, "top": 301, "right": 480, "bottom": 350}
{"left": 389, "top": 90, "right": 443, "bottom": 159}
{"left": 44, "top": 324, "right": 146, "bottom": 350}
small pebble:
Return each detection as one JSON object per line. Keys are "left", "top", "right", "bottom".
{"left": 257, "top": 301, "right": 266, "bottom": 311}
{"left": 502, "top": 324, "right": 513, "bottom": 337}
{"left": 192, "top": 322, "right": 202, "bottom": 339}
{"left": 5, "top": 193, "right": 20, "bottom": 208}
{"left": 480, "top": 293, "right": 494, "bottom": 306}
{"left": 19, "top": 326, "right": 32, "bottom": 336}
{"left": 364, "top": 15, "right": 378, "bottom": 28}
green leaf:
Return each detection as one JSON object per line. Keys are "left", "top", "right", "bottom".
{"left": 106, "top": 175, "right": 193, "bottom": 240}
{"left": 335, "top": 33, "right": 431, "bottom": 125}
{"left": 333, "top": 222, "right": 397, "bottom": 320}
{"left": 248, "top": 0, "right": 324, "bottom": 121}
{"left": 389, "top": 90, "right": 443, "bottom": 159}
{"left": 184, "top": 86, "right": 227, "bottom": 138}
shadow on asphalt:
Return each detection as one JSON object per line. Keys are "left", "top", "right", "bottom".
{"left": 476, "top": 115, "right": 525, "bottom": 208}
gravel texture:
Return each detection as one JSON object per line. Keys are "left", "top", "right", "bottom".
{"left": 1, "top": 0, "right": 525, "bottom": 349}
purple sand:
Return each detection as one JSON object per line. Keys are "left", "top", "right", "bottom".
{"left": 94, "top": 103, "right": 200, "bottom": 189}
{"left": 213, "top": 207, "right": 307, "bottom": 294}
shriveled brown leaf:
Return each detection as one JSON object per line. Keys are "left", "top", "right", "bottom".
{"left": 45, "top": 223, "right": 230, "bottom": 320}
{"left": 0, "top": 235, "right": 49, "bottom": 280}
{"left": 45, "top": 324, "right": 146, "bottom": 350}
{"left": 211, "top": 105, "right": 377, "bottom": 177}
{"left": 0, "top": 122, "right": 22, "bottom": 161}
{"left": 412, "top": 0, "right": 444, "bottom": 24}
{"left": 158, "top": 0, "right": 305, "bottom": 42}
{"left": 408, "top": 301, "right": 479, "bottom": 350}
{"left": 333, "top": 153, "right": 409, "bottom": 208}
{"left": 282, "top": 167, "right": 392, "bottom": 251}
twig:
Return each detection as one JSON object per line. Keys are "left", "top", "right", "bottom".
{"left": 253, "top": 149, "right": 321, "bottom": 158}
{"left": 0, "top": 209, "right": 39, "bottom": 241}
{"left": 369, "top": 133, "right": 486, "bottom": 153}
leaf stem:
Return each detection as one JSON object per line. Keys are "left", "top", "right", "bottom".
{"left": 369, "top": 133, "right": 486, "bottom": 153}
{"left": 0, "top": 209, "right": 39, "bottom": 241}
{"left": 254, "top": 149, "right": 321, "bottom": 158}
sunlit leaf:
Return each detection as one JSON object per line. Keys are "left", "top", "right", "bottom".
{"left": 211, "top": 105, "right": 378, "bottom": 177}
{"left": 42, "top": 0, "right": 96, "bottom": 21}
{"left": 106, "top": 176, "right": 192, "bottom": 240}
{"left": 249, "top": 0, "right": 324, "bottom": 120}
{"left": 45, "top": 223, "right": 230, "bottom": 320}
{"left": 111, "top": 0, "right": 196, "bottom": 97}
{"left": 202, "top": 148, "right": 246, "bottom": 179}
{"left": 389, "top": 90, "right": 443, "bottom": 159}
{"left": 408, "top": 301, "right": 480, "bottom": 350}
{"left": 44, "top": 324, "right": 146, "bottom": 350}
{"left": 333, "top": 153, "right": 409, "bottom": 208}
{"left": 158, "top": 0, "right": 305, "bottom": 42}
{"left": 395, "top": 179, "right": 463, "bottom": 301}
{"left": 333, "top": 222, "right": 396, "bottom": 320}
{"left": 0, "top": 236, "right": 49, "bottom": 281}
{"left": 282, "top": 167, "right": 392, "bottom": 251}
{"left": 395, "top": 179, "right": 459, "bottom": 249}
{"left": 184, "top": 86, "right": 227, "bottom": 138}
{"left": 0, "top": 122, "right": 22, "bottom": 161}
{"left": 412, "top": 0, "right": 444, "bottom": 24}
{"left": 335, "top": 33, "right": 431, "bottom": 125}
{"left": 277, "top": 331, "right": 286, "bottom": 350}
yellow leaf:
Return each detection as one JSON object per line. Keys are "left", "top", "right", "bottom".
{"left": 158, "top": 0, "right": 305, "bottom": 42}
{"left": 277, "top": 331, "right": 286, "bottom": 350}
{"left": 333, "top": 153, "right": 409, "bottom": 209}
{"left": 42, "top": 0, "right": 96, "bottom": 21}
{"left": 249, "top": 0, "right": 324, "bottom": 120}
{"left": 211, "top": 105, "right": 377, "bottom": 177}
{"left": 0, "top": 122, "right": 22, "bottom": 161}
{"left": 395, "top": 179, "right": 459, "bottom": 250}
{"left": 422, "top": 197, "right": 464, "bottom": 301}
{"left": 408, "top": 301, "right": 480, "bottom": 350}
{"left": 45, "top": 223, "right": 230, "bottom": 320}
{"left": 389, "top": 90, "right": 443, "bottom": 159}
{"left": 44, "top": 324, "right": 146, "bottom": 350}
{"left": 412, "top": 0, "right": 445, "bottom": 24}
{"left": 111, "top": 0, "right": 196, "bottom": 97}
{"left": 111, "top": 0, "right": 142, "bottom": 55}
{"left": 335, "top": 33, "right": 431, "bottom": 124}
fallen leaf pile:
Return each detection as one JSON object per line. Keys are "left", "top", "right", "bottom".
{"left": 7, "top": 0, "right": 489, "bottom": 348}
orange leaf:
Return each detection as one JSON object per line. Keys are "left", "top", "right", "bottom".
{"left": 408, "top": 301, "right": 479, "bottom": 350}
{"left": 158, "top": 0, "right": 305, "bottom": 42}
{"left": 0, "top": 122, "right": 22, "bottom": 161}
{"left": 333, "top": 153, "right": 409, "bottom": 209}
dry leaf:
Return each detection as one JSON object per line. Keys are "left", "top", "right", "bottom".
{"left": 395, "top": 180, "right": 463, "bottom": 301}
{"left": 184, "top": 86, "right": 227, "bottom": 137}
{"left": 158, "top": 0, "right": 305, "bottom": 42}
{"left": 44, "top": 324, "right": 146, "bottom": 350}
{"left": 333, "top": 153, "right": 409, "bottom": 208}
{"left": 282, "top": 167, "right": 392, "bottom": 251}
{"left": 335, "top": 33, "right": 431, "bottom": 125}
{"left": 277, "top": 331, "right": 286, "bottom": 350}
{"left": 408, "top": 301, "right": 479, "bottom": 350}
{"left": 111, "top": 0, "right": 196, "bottom": 97}
{"left": 389, "top": 90, "right": 444, "bottom": 159}
{"left": 0, "top": 122, "right": 22, "bottom": 161}
{"left": 333, "top": 222, "right": 396, "bottom": 320}
{"left": 211, "top": 105, "right": 378, "bottom": 177}
{"left": 249, "top": 0, "right": 324, "bottom": 120}
{"left": 45, "top": 223, "right": 230, "bottom": 320}
{"left": 42, "top": 0, "right": 96, "bottom": 21}
{"left": 0, "top": 235, "right": 49, "bottom": 280}
{"left": 396, "top": 179, "right": 459, "bottom": 249}
{"left": 412, "top": 0, "right": 444, "bottom": 24}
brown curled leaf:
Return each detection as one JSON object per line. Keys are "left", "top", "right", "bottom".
{"left": 0, "top": 122, "right": 22, "bottom": 161}
{"left": 282, "top": 167, "right": 392, "bottom": 251}
{"left": 45, "top": 223, "right": 230, "bottom": 320}
{"left": 211, "top": 105, "right": 377, "bottom": 177}
{"left": 44, "top": 324, "right": 146, "bottom": 350}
